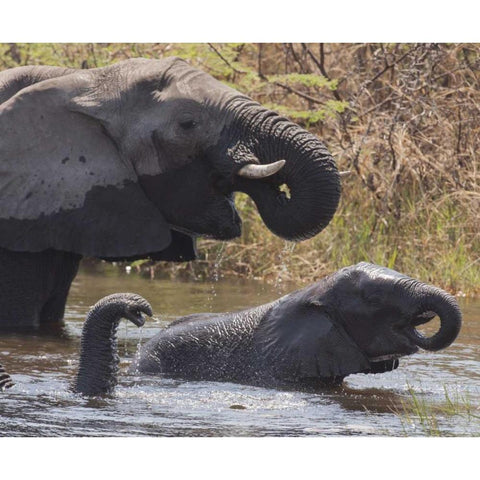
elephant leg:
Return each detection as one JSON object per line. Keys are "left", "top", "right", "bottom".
{"left": 0, "top": 248, "right": 81, "bottom": 330}
{"left": 39, "top": 253, "right": 80, "bottom": 326}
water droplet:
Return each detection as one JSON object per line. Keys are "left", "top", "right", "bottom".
{"left": 207, "top": 242, "right": 226, "bottom": 312}
{"left": 273, "top": 241, "right": 296, "bottom": 293}
{"left": 124, "top": 320, "right": 129, "bottom": 356}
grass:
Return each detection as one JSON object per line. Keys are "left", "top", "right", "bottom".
{"left": 152, "top": 185, "right": 480, "bottom": 296}
{"left": 393, "top": 384, "right": 480, "bottom": 436}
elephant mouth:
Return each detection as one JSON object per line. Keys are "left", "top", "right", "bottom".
{"left": 364, "top": 310, "right": 443, "bottom": 373}
{"left": 367, "top": 355, "right": 402, "bottom": 374}
{"left": 369, "top": 353, "right": 404, "bottom": 362}
{"left": 164, "top": 190, "right": 242, "bottom": 241}
{"left": 363, "top": 310, "right": 442, "bottom": 374}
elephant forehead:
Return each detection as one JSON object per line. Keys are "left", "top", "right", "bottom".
{"left": 354, "top": 262, "right": 409, "bottom": 282}
{"left": 171, "top": 66, "right": 239, "bottom": 104}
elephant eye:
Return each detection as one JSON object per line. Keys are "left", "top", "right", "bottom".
{"left": 179, "top": 119, "right": 197, "bottom": 130}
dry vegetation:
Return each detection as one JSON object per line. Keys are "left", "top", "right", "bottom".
{"left": 2, "top": 43, "right": 479, "bottom": 294}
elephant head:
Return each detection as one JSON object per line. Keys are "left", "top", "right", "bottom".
{"left": 256, "top": 262, "right": 462, "bottom": 382}
{"left": 0, "top": 58, "right": 340, "bottom": 261}
{"left": 73, "top": 293, "right": 152, "bottom": 396}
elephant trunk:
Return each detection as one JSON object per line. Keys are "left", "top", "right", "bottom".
{"left": 73, "top": 293, "right": 151, "bottom": 396}
{"left": 228, "top": 102, "right": 341, "bottom": 242}
{"left": 0, "top": 363, "right": 14, "bottom": 390}
{"left": 406, "top": 284, "right": 462, "bottom": 351}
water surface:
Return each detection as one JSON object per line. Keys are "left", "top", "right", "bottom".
{"left": 1, "top": 262, "right": 479, "bottom": 436}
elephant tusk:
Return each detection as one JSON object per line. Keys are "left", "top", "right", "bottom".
{"left": 339, "top": 170, "right": 352, "bottom": 177}
{"left": 236, "top": 160, "right": 286, "bottom": 179}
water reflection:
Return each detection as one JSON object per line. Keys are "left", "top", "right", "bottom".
{"left": 0, "top": 262, "right": 479, "bottom": 436}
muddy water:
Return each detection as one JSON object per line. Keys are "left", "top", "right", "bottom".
{"left": 0, "top": 262, "right": 479, "bottom": 436}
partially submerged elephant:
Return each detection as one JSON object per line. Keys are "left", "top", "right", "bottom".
{"left": 72, "top": 263, "right": 461, "bottom": 395}
{"left": 0, "top": 58, "right": 341, "bottom": 330}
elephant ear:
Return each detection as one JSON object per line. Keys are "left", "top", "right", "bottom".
{"left": 254, "top": 299, "right": 370, "bottom": 381}
{"left": 0, "top": 74, "right": 179, "bottom": 259}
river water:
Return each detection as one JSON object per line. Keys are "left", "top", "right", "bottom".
{"left": 0, "top": 262, "right": 479, "bottom": 437}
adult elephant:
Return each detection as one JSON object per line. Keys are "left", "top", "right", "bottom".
{"left": 130, "top": 262, "right": 461, "bottom": 390}
{"left": 0, "top": 58, "right": 341, "bottom": 330}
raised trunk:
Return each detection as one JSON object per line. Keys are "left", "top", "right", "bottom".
{"left": 228, "top": 102, "right": 341, "bottom": 241}
{"left": 406, "top": 285, "right": 462, "bottom": 351}
{"left": 73, "top": 293, "right": 150, "bottom": 396}
{"left": 73, "top": 308, "right": 123, "bottom": 396}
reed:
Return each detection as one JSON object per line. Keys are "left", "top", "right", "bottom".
{"left": 394, "top": 385, "right": 480, "bottom": 436}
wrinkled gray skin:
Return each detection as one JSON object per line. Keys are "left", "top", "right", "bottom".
{"left": 130, "top": 263, "right": 461, "bottom": 390}
{"left": 0, "top": 59, "right": 340, "bottom": 330}
{"left": 73, "top": 293, "right": 152, "bottom": 396}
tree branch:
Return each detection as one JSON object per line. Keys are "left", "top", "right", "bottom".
{"left": 207, "top": 43, "right": 246, "bottom": 74}
{"left": 301, "top": 43, "right": 342, "bottom": 102}
{"left": 271, "top": 80, "right": 329, "bottom": 105}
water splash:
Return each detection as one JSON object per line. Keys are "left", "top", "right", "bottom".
{"left": 137, "top": 325, "right": 144, "bottom": 351}
{"left": 273, "top": 241, "right": 297, "bottom": 294}
{"left": 132, "top": 325, "right": 145, "bottom": 371}
{"left": 207, "top": 242, "right": 226, "bottom": 312}
{"left": 123, "top": 320, "right": 129, "bottom": 356}
{"left": 213, "top": 242, "right": 226, "bottom": 284}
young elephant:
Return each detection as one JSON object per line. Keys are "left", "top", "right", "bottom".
{"left": 132, "top": 262, "right": 462, "bottom": 390}
{"left": 4, "top": 265, "right": 462, "bottom": 396}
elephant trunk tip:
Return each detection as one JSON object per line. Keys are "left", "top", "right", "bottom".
{"left": 73, "top": 293, "right": 152, "bottom": 396}
{"left": 408, "top": 288, "right": 462, "bottom": 352}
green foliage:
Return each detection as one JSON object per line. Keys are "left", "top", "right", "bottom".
{"left": 264, "top": 101, "right": 349, "bottom": 127}
{"left": 269, "top": 72, "right": 338, "bottom": 90}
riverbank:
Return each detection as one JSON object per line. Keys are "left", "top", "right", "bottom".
{"left": 2, "top": 43, "right": 479, "bottom": 295}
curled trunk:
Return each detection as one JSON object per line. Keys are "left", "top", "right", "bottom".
{"left": 228, "top": 103, "right": 341, "bottom": 242}
{"left": 407, "top": 285, "right": 462, "bottom": 351}
{"left": 73, "top": 293, "right": 151, "bottom": 396}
